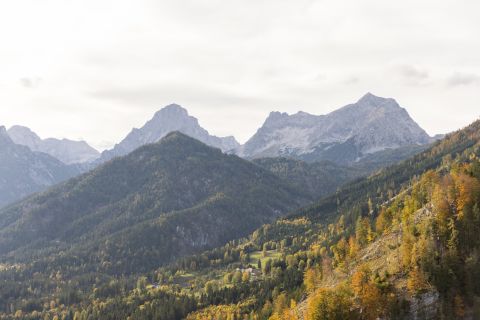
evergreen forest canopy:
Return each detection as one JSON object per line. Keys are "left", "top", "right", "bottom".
{"left": 0, "top": 119, "right": 479, "bottom": 319}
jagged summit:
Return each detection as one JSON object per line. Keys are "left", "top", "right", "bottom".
{"left": 7, "top": 125, "right": 41, "bottom": 149}
{"left": 99, "top": 104, "right": 240, "bottom": 162}
{"left": 153, "top": 103, "right": 189, "bottom": 118}
{"left": 0, "top": 125, "right": 8, "bottom": 136}
{"left": 358, "top": 92, "right": 384, "bottom": 103}
{"left": 8, "top": 125, "right": 35, "bottom": 134}
{"left": 355, "top": 92, "right": 401, "bottom": 110}
{"left": 263, "top": 111, "right": 289, "bottom": 127}
{"left": 0, "top": 126, "right": 12, "bottom": 145}
{"left": 0, "top": 125, "right": 80, "bottom": 207}
{"left": 237, "top": 93, "right": 432, "bottom": 164}
{"left": 7, "top": 125, "right": 99, "bottom": 164}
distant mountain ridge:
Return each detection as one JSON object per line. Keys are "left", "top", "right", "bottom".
{"left": 99, "top": 104, "right": 240, "bottom": 162}
{"left": 0, "top": 126, "right": 80, "bottom": 207}
{"left": 94, "top": 94, "right": 436, "bottom": 170}
{"left": 0, "top": 93, "right": 435, "bottom": 209}
{"left": 8, "top": 125, "right": 99, "bottom": 164}
{"left": 237, "top": 93, "right": 434, "bottom": 165}
{"left": 3, "top": 94, "right": 437, "bottom": 169}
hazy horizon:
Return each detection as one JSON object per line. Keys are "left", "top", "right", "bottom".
{"left": 0, "top": 92, "right": 465, "bottom": 152}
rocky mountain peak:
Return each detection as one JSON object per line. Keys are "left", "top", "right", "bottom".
{"left": 0, "top": 126, "right": 81, "bottom": 207}
{"left": 262, "top": 110, "right": 319, "bottom": 130}
{"left": 8, "top": 125, "right": 38, "bottom": 136}
{"left": 145, "top": 103, "right": 200, "bottom": 131}
{"left": 7, "top": 125, "right": 99, "bottom": 164}
{"left": 238, "top": 93, "right": 432, "bottom": 164}
{"left": 0, "top": 126, "right": 13, "bottom": 145}
{"left": 263, "top": 111, "right": 289, "bottom": 127}
{"left": 353, "top": 92, "right": 398, "bottom": 110}
{"left": 7, "top": 125, "right": 42, "bottom": 147}
{"left": 153, "top": 103, "right": 189, "bottom": 119}
{"left": 294, "top": 111, "right": 313, "bottom": 117}
{"left": 98, "top": 104, "right": 240, "bottom": 163}
{"left": 358, "top": 92, "right": 383, "bottom": 103}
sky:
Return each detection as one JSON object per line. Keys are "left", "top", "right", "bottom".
{"left": 0, "top": 0, "right": 479, "bottom": 151}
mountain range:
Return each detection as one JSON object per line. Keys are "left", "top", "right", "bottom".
{"left": 4, "top": 94, "right": 437, "bottom": 169}
{"left": 0, "top": 93, "right": 439, "bottom": 210}
{"left": 0, "top": 88, "right": 478, "bottom": 319}
{"left": 97, "top": 93, "right": 436, "bottom": 167}
{"left": 7, "top": 125, "right": 100, "bottom": 164}
{"left": 0, "top": 109, "right": 477, "bottom": 319}
{"left": 0, "top": 126, "right": 80, "bottom": 208}
{"left": 238, "top": 93, "right": 434, "bottom": 164}
{"left": 98, "top": 104, "right": 240, "bottom": 163}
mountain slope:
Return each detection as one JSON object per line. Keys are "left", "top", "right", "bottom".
{"left": 0, "top": 126, "right": 81, "bottom": 208}
{"left": 295, "top": 119, "right": 480, "bottom": 223}
{"left": 136, "top": 119, "right": 480, "bottom": 319}
{"left": 0, "top": 118, "right": 478, "bottom": 319}
{"left": 99, "top": 104, "right": 239, "bottom": 162}
{"left": 30, "top": 117, "right": 478, "bottom": 320}
{"left": 0, "top": 132, "right": 307, "bottom": 273}
{"left": 253, "top": 157, "right": 363, "bottom": 199}
{"left": 161, "top": 119, "right": 480, "bottom": 319}
{"left": 238, "top": 93, "right": 433, "bottom": 165}
{"left": 274, "top": 126, "right": 480, "bottom": 319}
{"left": 8, "top": 125, "right": 99, "bottom": 164}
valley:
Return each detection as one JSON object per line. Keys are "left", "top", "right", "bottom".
{"left": 0, "top": 95, "right": 478, "bottom": 320}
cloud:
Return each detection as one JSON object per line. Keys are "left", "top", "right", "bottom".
{"left": 0, "top": 0, "right": 480, "bottom": 146}
{"left": 88, "top": 82, "right": 272, "bottom": 108}
{"left": 344, "top": 76, "right": 360, "bottom": 85}
{"left": 446, "top": 72, "right": 480, "bottom": 87}
{"left": 19, "top": 77, "right": 42, "bottom": 89}
{"left": 395, "top": 65, "right": 429, "bottom": 85}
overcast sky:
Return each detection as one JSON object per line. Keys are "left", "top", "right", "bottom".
{"left": 0, "top": 0, "right": 479, "bottom": 150}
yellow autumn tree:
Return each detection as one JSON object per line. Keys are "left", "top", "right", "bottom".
{"left": 304, "top": 266, "right": 322, "bottom": 293}
{"left": 348, "top": 236, "right": 359, "bottom": 258}
{"left": 306, "top": 286, "right": 354, "bottom": 320}
{"left": 351, "top": 266, "right": 385, "bottom": 319}
{"left": 407, "top": 267, "right": 429, "bottom": 296}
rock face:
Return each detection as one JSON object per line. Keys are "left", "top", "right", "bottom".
{"left": 8, "top": 125, "right": 99, "bottom": 164}
{"left": 99, "top": 104, "right": 240, "bottom": 162}
{"left": 237, "top": 93, "right": 432, "bottom": 165}
{"left": 0, "top": 126, "right": 80, "bottom": 207}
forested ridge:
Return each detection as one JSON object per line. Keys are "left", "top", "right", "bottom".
{"left": 0, "top": 120, "right": 479, "bottom": 319}
{"left": 0, "top": 132, "right": 313, "bottom": 270}
{"left": 252, "top": 157, "right": 363, "bottom": 200}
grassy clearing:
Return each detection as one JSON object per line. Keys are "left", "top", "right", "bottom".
{"left": 249, "top": 250, "right": 282, "bottom": 266}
